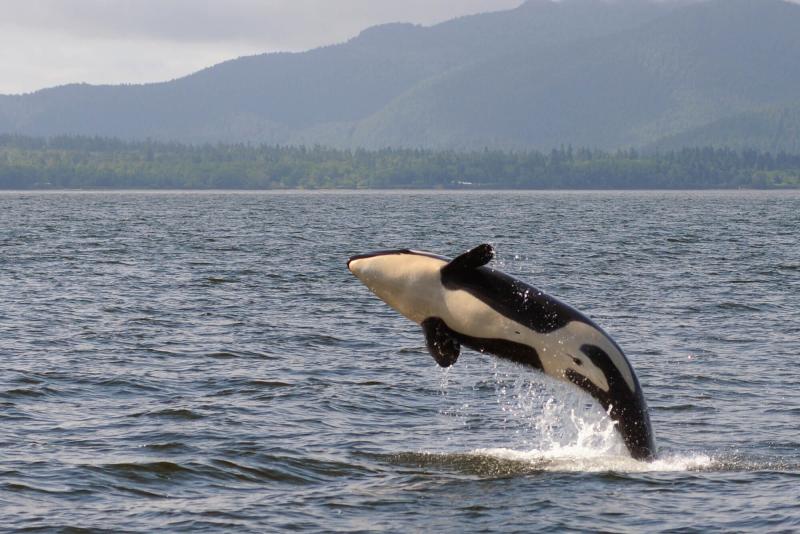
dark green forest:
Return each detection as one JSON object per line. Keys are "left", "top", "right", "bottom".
{"left": 1, "top": 135, "right": 798, "bottom": 189}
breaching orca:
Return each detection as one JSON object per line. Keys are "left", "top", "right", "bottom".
{"left": 347, "top": 244, "right": 656, "bottom": 460}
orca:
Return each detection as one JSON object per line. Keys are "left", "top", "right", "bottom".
{"left": 347, "top": 244, "right": 656, "bottom": 460}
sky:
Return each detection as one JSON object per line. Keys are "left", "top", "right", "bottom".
{"left": 0, "top": 0, "right": 524, "bottom": 95}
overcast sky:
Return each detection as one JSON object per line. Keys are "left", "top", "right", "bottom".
{"left": 0, "top": 0, "right": 524, "bottom": 95}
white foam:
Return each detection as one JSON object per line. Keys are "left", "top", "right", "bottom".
{"left": 472, "top": 446, "right": 714, "bottom": 473}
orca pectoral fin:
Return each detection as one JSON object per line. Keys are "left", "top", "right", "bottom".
{"left": 421, "top": 318, "right": 460, "bottom": 367}
{"left": 443, "top": 244, "right": 494, "bottom": 275}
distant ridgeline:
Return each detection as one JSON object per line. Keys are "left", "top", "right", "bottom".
{"left": 2, "top": 0, "right": 800, "bottom": 153}
{"left": 0, "top": 135, "right": 798, "bottom": 189}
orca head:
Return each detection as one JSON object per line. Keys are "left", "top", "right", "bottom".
{"left": 347, "top": 249, "right": 448, "bottom": 324}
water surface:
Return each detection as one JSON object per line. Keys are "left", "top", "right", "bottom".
{"left": 1, "top": 190, "right": 799, "bottom": 531}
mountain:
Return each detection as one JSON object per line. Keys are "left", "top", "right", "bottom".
{"left": 343, "top": 0, "right": 800, "bottom": 150}
{"left": 1, "top": 0, "right": 799, "bottom": 152}
{"left": 648, "top": 104, "right": 800, "bottom": 153}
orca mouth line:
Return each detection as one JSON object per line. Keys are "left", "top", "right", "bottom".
{"left": 347, "top": 249, "right": 412, "bottom": 269}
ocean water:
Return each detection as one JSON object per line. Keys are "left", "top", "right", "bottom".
{"left": 0, "top": 190, "right": 798, "bottom": 532}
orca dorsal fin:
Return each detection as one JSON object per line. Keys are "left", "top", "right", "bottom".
{"left": 444, "top": 244, "right": 495, "bottom": 274}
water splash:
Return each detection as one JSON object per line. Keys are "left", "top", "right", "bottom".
{"left": 437, "top": 361, "right": 714, "bottom": 472}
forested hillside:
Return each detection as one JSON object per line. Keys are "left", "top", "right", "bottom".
{"left": 2, "top": 135, "right": 797, "bottom": 189}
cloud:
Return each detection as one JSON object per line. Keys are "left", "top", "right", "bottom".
{"left": 0, "top": 26, "right": 254, "bottom": 94}
{"left": 0, "top": 0, "right": 522, "bottom": 94}
{"left": 1, "top": 1, "right": 524, "bottom": 46}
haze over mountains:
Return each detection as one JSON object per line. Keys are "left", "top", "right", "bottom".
{"left": 1, "top": 0, "right": 799, "bottom": 153}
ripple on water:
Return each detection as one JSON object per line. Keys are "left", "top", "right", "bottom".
{"left": 1, "top": 191, "right": 799, "bottom": 532}
{"left": 128, "top": 408, "right": 206, "bottom": 421}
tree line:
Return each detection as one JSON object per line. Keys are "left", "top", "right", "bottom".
{"left": 0, "top": 134, "right": 798, "bottom": 189}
